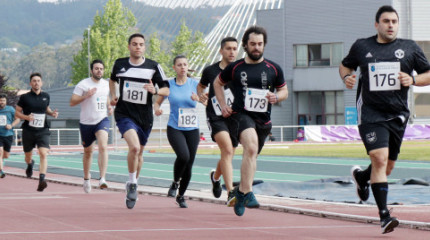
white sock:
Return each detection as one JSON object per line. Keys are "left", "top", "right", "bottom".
{"left": 212, "top": 173, "right": 220, "bottom": 182}
{"left": 100, "top": 177, "right": 105, "bottom": 182}
{"left": 129, "top": 172, "right": 137, "bottom": 183}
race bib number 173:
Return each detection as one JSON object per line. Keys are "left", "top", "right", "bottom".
{"left": 244, "top": 88, "right": 269, "bottom": 112}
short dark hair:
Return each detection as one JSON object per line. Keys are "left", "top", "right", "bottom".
{"left": 173, "top": 55, "right": 187, "bottom": 65}
{"left": 221, "top": 37, "right": 237, "bottom": 49}
{"left": 29, "top": 72, "right": 42, "bottom": 82}
{"left": 242, "top": 25, "right": 267, "bottom": 48}
{"left": 375, "top": 5, "right": 398, "bottom": 23}
{"left": 0, "top": 94, "right": 7, "bottom": 99}
{"left": 91, "top": 59, "right": 105, "bottom": 70}
{"left": 128, "top": 33, "right": 145, "bottom": 45}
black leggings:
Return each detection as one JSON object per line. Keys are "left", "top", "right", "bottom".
{"left": 167, "top": 126, "right": 200, "bottom": 196}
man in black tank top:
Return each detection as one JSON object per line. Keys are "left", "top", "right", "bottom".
{"left": 340, "top": 5, "right": 430, "bottom": 234}
{"left": 197, "top": 37, "right": 238, "bottom": 205}
{"left": 213, "top": 26, "right": 288, "bottom": 217}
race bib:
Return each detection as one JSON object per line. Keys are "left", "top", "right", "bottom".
{"left": 122, "top": 81, "right": 148, "bottom": 104}
{"left": 178, "top": 108, "right": 198, "bottom": 128}
{"left": 368, "top": 62, "right": 401, "bottom": 91}
{"left": 211, "top": 88, "right": 234, "bottom": 116}
{"left": 244, "top": 88, "right": 269, "bottom": 112}
{"left": 29, "top": 113, "right": 45, "bottom": 128}
{"left": 96, "top": 96, "right": 107, "bottom": 112}
{"left": 0, "top": 115, "right": 6, "bottom": 126}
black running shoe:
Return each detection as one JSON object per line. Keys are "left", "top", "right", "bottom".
{"left": 125, "top": 182, "right": 138, "bottom": 209}
{"left": 176, "top": 195, "right": 188, "bottom": 208}
{"left": 37, "top": 180, "right": 47, "bottom": 192}
{"left": 26, "top": 160, "right": 35, "bottom": 178}
{"left": 351, "top": 165, "right": 369, "bottom": 201}
{"left": 226, "top": 189, "right": 236, "bottom": 207}
{"left": 210, "top": 170, "right": 222, "bottom": 198}
{"left": 381, "top": 217, "right": 399, "bottom": 234}
{"left": 0, "top": 170, "right": 5, "bottom": 178}
{"left": 167, "top": 181, "right": 178, "bottom": 197}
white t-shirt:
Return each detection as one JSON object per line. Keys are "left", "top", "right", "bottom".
{"left": 73, "top": 78, "right": 110, "bottom": 124}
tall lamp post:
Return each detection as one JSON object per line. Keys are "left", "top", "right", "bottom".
{"left": 87, "top": 26, "right": 91, "bottom": 78}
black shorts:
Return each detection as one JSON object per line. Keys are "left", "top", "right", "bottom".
{"left": 22, "top": 128, "right": 51, "bottom": 153}
{"left": 207, "top": 118, "right": 230, "bottom": 142}
{"left": 227, "top": 112, "right": 272, "bottom": 154}
{"left": 358, "top": 118, "right": 407, "bottom": 161}
{"left": 0, "top": 135, "right": 13, "bottom": 152}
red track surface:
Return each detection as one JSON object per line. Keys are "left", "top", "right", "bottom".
{"left": 0, "top": 170, "right": 429, "bottom": 240}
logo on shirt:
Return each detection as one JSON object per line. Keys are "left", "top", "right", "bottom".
{"left": 120, "top": 68, "right": 126, "bottom": 72}
{"left": 365, "top": 52, "right": 373, "bottom": 58}
{"left": 42, "top": 98, "right": 47, "bottom": 101}
{"left": 394, "top": 49, "right": 405, "bottom": 59}
{"left": 240, "top": 71, "right": 248, "bottom": 87}
{"left": 261, "top": 71, "right": 267, "bottom": 89}
{"left": 365, "top": 131, "right": 377, "bottom": 144}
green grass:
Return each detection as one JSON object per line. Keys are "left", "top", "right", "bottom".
{"left": 149, "top": 140, "right": 430, "bottom": 161}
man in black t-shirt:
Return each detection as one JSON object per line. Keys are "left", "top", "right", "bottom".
{"left": 15, "top": 73, "right": 59, "bottom": 192}
{"left": 213, "top": 26, "right": 288, "bottom": 216}
{"left": 197, "top": 37, "right": 238, "bottom": 205}
{"left": 109, "top": 33, "right": 169, "bottom": 209}
{"left": 340, "top": 5, "right": 430, "bottom": 234}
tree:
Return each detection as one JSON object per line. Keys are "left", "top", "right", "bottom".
{"left": 170, "top": 21, "right": 209, "bottom": 77}
{"left": 71, "top": 0, "right": 136, "bottom": 85}
{"left": 0, "top": 74, "right": 18, "bottom": 107}
{"left": 146, "top": 32, "right": 170, "bottom": 77}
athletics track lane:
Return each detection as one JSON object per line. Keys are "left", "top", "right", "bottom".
{"left": 0, "top": 174, "right": 428, "bottom": 240}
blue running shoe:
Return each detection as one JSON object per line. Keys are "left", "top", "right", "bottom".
{"left": 125, "top": 182, "right": 138, "bottom": 209}
{"left": 244, "top": 191, "right": 260, "bottom": 208}
{"left": 0, "top": 170, "right": 5, "bottom": 178}
{"left": 233, "top": 187, "right": 245, "bottom": 216}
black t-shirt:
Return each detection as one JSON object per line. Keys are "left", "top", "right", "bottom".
{"left": 342, "top": 35, "right": 430, "bottom": 124}
{"left": 110, "top": 57, "right": 168, "bottom": 130}
{"left": 17, "top": 90, "right": 50, "bottom": 130}
{"left": 200, "top": 61, "right": 234, "bottom": 121}
{"left": 219, "top": 58, "right": 286, "bottom": 124}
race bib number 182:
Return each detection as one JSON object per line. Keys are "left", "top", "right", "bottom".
{"left": 368, "top": 62, "right": 401, "bottom": 91}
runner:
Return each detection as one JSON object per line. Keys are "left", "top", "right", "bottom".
{"left": 0, "top": 94, "right": 21, "bottom": 178}
{"left": 110, "top": 33, "right": 169, "bottom": 209}
{"left": 197, "top": 37, "right": 238, "bottom": 205}
{"left": 213, "top": 26, "right": 288, "bottom": 216}
{"left": 15, "top": 72, "right": 59, "bottom": 192}
{"left": 70, "top": 59, "right": 112, "bottom": 193}
{"left": 340, "top": 5, "right": 430, "bottom": 234}
{"left": 154, "top": 55, "right": 200, "bottom": 208}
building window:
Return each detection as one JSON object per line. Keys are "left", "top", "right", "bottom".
{"left": 297, "top": 91, "right": 344, "bottom": 125}
{"left": 294, "top": 43, "right": 343, "bottom": 67}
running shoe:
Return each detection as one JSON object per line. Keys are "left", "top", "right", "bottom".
{"left": 233, "top": 187, "right": 245, "bottom": 216}
{"left": 125, "top": 181, "right": 138, "bottom": 209}
{"left": 210, "top": 170, "right": 222, "bottom": 198}
{"left": 226, "top": 189, "right": 236, "bottom": 207}
{"left": 83, "top": 180, "right": 91, "bottom": 193}
{"left": 26, "top": 159, "right": 35, "bottom": 178}
{"left": 176, "top": 195, "right": 188, "bottom": 208}
{"left": 0, "top": 170, "right": 5, "bottom": 178}
{"left": 244, "top": 191, "right": 260, "bottom": 208}
{"left": 381, "top": 217, "right": 399, "bottom": 234}
{"left": 351, "top": 165, "right": 369, "bottom": 202}
{"left": 167, "top": 181, "right": 178, "bottom": 197}
{"left": 99, "top": 178, "right": 108, "bottom": 189}
{"left": 37, "top": 180, "right": 48, "bottom": 192}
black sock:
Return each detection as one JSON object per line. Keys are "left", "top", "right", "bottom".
{"left": 371, "top": 182, "right": 389, "bottom": 216}
{"left": 39, "top": 173, "right": 45, "bottom": 182}
{"left": 84, "top": 178, "right": 89, "bottom": 181}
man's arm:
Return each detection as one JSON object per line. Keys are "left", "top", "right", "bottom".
{"left": 413, "top": 70, "right": 430, "bottom": 86}
{"left": 213, "top": 75, "right": 231, "bottom": 117}
{"left": 339, "top": 64, "right": 357, "bottom": 89}
{"left": 46, "top": 106, "right": 58, "bottom": 118}
{"left": 109, "top": 79, "right": 118, "bottom": 106}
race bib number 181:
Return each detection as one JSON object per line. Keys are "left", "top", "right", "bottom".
{"left": 122, "top": 81, "right": 148, "bottom": 104}
{"left": 368, "top": 62, "right": 401, "bottom": 91}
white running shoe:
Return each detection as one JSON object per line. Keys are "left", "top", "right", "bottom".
{"left": 83, "top": 180, "right": 92, "bottom": 193}
{"left": 99, "top": 178, "right": 108, "bottom": 189}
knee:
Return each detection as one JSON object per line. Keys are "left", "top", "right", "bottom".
{"left": 128, "top": 145, "right": 140, "bottom": 155}
{"left": 369, "top": 152, "right": 387, "bottom": 169}
{"left": 98, "top": 145, "right": 107, "bottom": 153}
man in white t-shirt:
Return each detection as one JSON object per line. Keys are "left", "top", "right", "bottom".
{"left": 70, "top": 59, "right": 113, "bottom": 193}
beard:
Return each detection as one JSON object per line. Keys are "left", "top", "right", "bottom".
{"left": 245, "top": 47, "right": 263, "bottom": 61}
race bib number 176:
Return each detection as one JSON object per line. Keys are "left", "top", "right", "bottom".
{"left": 368, "top": 62, "right": 401, "bottom": 91}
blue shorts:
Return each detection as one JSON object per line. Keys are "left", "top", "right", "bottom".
{"left": 80, "top": 117, "right": 110, "bottom": 148}
{"left": 116, "top": 117, "right": 152, "bottom": 146}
